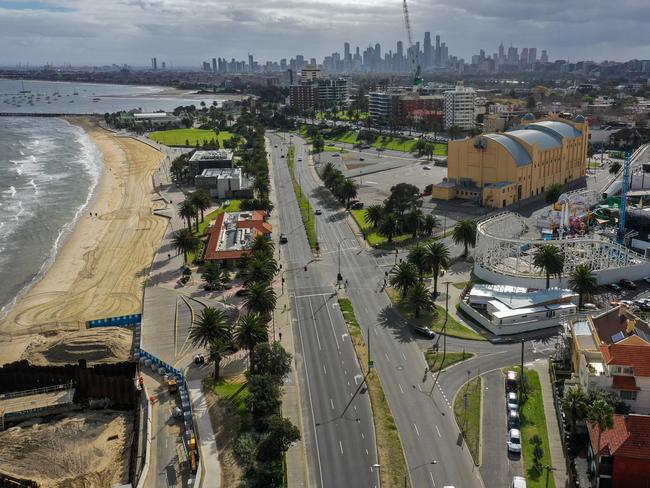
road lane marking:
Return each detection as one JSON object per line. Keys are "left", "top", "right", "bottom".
{"left": 417, "top": 384, "right": 422, "bottom": 392}
{"left": 436, "top": 425, "right": 441, "bottom": 438}
{"left": 339, "top": 440, "right": 344, "bottom": 454}
{"left": 330, "top": 398, "right": 334, "bottom": 409}
{"left": 413, "top": 423, "right": 420, "bottom": 436}
{"left": 398, "top": 383, "right": 404, "bottom": 393}
{"left": 384, "top": 352, "right": 390, "bottom": 361}
{"left": 361, "top": 432, "right": 365, "bottom": 439}
{"left": 307, "top": 297, "right": 322, "bottom": 351}
{"left": 354, "top": 374, "right": 363, "bottom": 385}
{"left": 323, "top": 295, "right": 341, "bottom": 351}
{"left": 322, "top": 364, "right": 327, "bottom": 375}
{"left": 402, "top": 352, "right": 407, "bottom": 361}
{"left": 429, "top": 472, "right": 436, "bottom": 486}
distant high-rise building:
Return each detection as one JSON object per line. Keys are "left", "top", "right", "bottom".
{"left": 151, "top": 57, "right": 157, "bottom": 70}
{"left": 161, "top": 61, "right": 166, "bottom": 70}
{"left": 520, "top": 48, "right": 528, "bottom": 65}
{"left": 441, "top": 43, "right": 448, "bottom": 66}
{"left": 435, "top": 35, "right": 441, "bottom": 66}
{"left": 528, "top": 48, "right": 537, "bottom": 65}
{"left": 212, "top": 58, "right": 217, "bottom": 72}
{"left": 498, "top": 42, "right": 505, "bottom": 62}
{"left": 507, "top": 46, "right": 518, "bottom": 64}
{"left": 344, "top": 42, "right": 351, "bottom": 69}
{"left": 540, "top": 50, "right": 549, "bottom": 63}
{"left": 248, "top": 54, "right": 254, "bottom": 73}
{"left": 444, "top": 84, "right": 476, "bottom": 130}
{"left": 296, "top": 55, "right": 305, "bottom": 70}
{"left": 424, "top": 32, "right": 432, "bottom": 67}
{"left": 310, "top": 58, "right": 316, "bottom": 66}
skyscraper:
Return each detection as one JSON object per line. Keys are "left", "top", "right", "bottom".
{"left": 435, "top": 34, "right": 441, "bottom": 66}
{"left": 248, "top": 54, "right": 254, "bottom": 73}
{"left": 344, "top": 42, "right": 351, "bottom": 69}
{"left": 424, "top": 32, "right": 432, "bottom": 67}
{"left": 528, "top": 48, "right": 537, "bottom": 65}
{"left": 498, "top": 42, "right": 505, "bottom": 62}
{"left": 151, "top": 57, "right": 157, "bottom": 70}
{"left": 540, "top": 50, "right": 549, "bottom": 63}
{"left": 520, "top": 48, "right": 528, "bottom": 65}
{"left": 212, "top": 58, "right": 217, "bottom": 72}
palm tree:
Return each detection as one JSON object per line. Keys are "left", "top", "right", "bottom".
{"left": 452, "top": 220, "right": 477, "bottom": 257}
{"left": 178, "top": 199, "right": 196, "bottom": 231}
{"left": 245, "top": 255, "right": 278, "bottom": 284}
{"left": 235, "top": 313, "right": 269, "bottom": 362}
{"left": 364, "top": 204, "right": 384, "bottom": 229}
{"left": 569, "top": 265, "right": 598, "bottom": 308}
{"left": 339, "top": 179, "right": 358, "bottom": 208}
{"left": 422, "top": 214, "right": 439, "bottom": 237}
{"left": 390, "top": 262, "right": 418, "bottom": 298}
{"left": 533, "top": 244, "right": 565, "bottom": 289}
{"left": 243, "top": 281, "right": 277, "bottom": 317}
{"left": 321, "top": 161, "right": 336, "bottom": 180}
{"left": 250, "top": 234, "right": 274, "bottom": 256}
{"left": 562, "top": 385, "right": 589, "bottom": 444}
{"left": 408, "top": 245, "right": 430, "bottom": 281}
{"left": 426, "top": 241, "right": 450, "bottom": 296}
{"left": 408, "top": 281, "right": 434, "bottom": 318}
{"left": 201, "top": 261, "right": 228, "bottom": 290}
{"left": 189, "top": 307, "right": 232, "bottom": 349}
{"left": 172, "top": 228, "right": 200, "bottom": 264}
{"left": 191, "top": 189, "right": 211, "bottom": 223}
{"left": 208, "top": 338, "right": 230, "bottom": 380}
{"left": 253, "top": 175, "right": 270, "bottom": 200}
{"left": 378, "top": 213, "right": 399, "bottom": 242}
{"left": 404, "top": 209, "right": 424, "bottom": 239}
{"left": 587, "top": 399, "right": 615, "bottom": 487}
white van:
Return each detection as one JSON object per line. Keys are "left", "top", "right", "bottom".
{"left": 512, "top": 476, "right": 527, "bottom": 488}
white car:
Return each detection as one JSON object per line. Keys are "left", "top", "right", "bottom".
{"left": 507, "top": 392, "right": 519, "bottom": 412}
{"left": 508, "top": 428, "right": 522, "bottom": 454}
{"left": 423, "top": 165, "right": 431, "bottom": 170}
{"left": 511, "top": 476, "right": 527, "bottom": 488}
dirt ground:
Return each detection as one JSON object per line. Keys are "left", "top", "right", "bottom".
{"left": 20, "top": 327, "right": 133, "bottom": 365}
{"left": 0, "top": 118, "right": 168, "bottom": 365}
{"left": 0, "top": 411, "right": 132, "bottom": 487}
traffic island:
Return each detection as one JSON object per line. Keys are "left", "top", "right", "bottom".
{"left": 453, "top": 376, "right": 482, "bottom": 465}
{"left": 338, "top": 297, "right": 411, "bottom": 488}
{"left": 425, "top": 350, "right": 475, "bottom": 373}
{"left": 286, "top": 145, "right": 319, "bottom": 251}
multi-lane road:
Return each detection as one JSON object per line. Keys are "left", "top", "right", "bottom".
{"left": 270, "top": 132, "right": 564, "bottom": 488}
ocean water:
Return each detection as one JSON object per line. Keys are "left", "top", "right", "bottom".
{"left": 0, "top": 117, "right": 102, "bottom": 318}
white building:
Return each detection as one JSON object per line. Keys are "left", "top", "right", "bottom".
{"left": 194, "top": 167, "right": 252, "bottom": 199}
{"left": 461, "top": 284, "right": 578, "bottom": 335}
{"left": 133, "top": 112, "right": 180, "bottom": 126}
{"left": 368, "top": 92, "right": 393, "bottom": 120}
{"left": 444, "top": 85, "right": 477, "bottom": 130}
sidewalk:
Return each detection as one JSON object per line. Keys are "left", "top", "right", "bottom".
{"left": 266, "top": 137, "right": 308, "bottom": 488}
{"left": 189, "top": 378, "right": 222, "bottom": 488}
{"left": 532, "top": 359, "right": 567, "bottom": 488}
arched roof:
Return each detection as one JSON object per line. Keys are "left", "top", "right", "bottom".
{"left": 527, "top": 120, "right": 583, "bottom": 139}
{"left": 506, "top": 129, "right": 562, "bottom": 151}
{"left": 483, "top": 133, "right": 532, "bottom": 167}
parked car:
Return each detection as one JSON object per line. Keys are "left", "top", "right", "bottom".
{"left": 608, "top": 283, "right": 622, "bottom": 293}
{"left": 508, "top": 410, "right": 520, "bottom": 429}
{"left": 507, "top": 428, "right": 522, "bottom": 454}
{"left": 582, "top": 303, "right": 598, "bottom": 310}
{"left": 315, "top": 209, "right": 322, "bottom": 215}
{"left": 505, "top": 371, "right": 518, "bottom": 392}
{"left": 359, "top": 157, "right": 365, "bottom": 161}
{"left": 332, "top": 153, "right": 340, "bottom": 157}
{"left": 413, "top": 325, "right": 435, "bottom": 338}
{"left": 507, "top": 392, "right": 519, "bottom": 412}
{"left": 422, "top": 165, "right": 431, "bottom": 170}
{"left": 351, "top": 201, "right": 364, "bottom": 210}
{"left": 298, "top": 158, "right": 302, "bottom": 162}
{"left": 279, "top": 233, "right": 288, "bottom": 244}
{"left": 511, "top": 476, "right": 527, "bottom": 488}
{"left": 620, "top": 279, "right": 638, "bottom": 290}
{"left": 281, "top": 154, "right": 285, "bottom": 158}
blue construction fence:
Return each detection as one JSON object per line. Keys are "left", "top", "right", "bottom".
{"left": 136, "top": 348, "right": 196, "bottom": 459}
{"left": 88, "top": 313, "right": 142, "bottom": 328}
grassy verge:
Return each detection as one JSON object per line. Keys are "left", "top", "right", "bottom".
{"left": 323, "top": 145, "right": 348, "bottom": 153}
{"left": 213, "top": 380, "right": 250, "bottom": 423}
{"left": 149, "top": 128, "right": 234, "bottom": 147}
{"left": 453, "top": 376, "right": 482, "bottom": 464}
{"left": 338, "top": 298, "right": 411, "bottom": 488}
{"left": 519, "top": 369, "right": 556, "bottom": 488}
{"left": 286, "top": 146, "right": 318, "bottom": 250}
{"left": 425, "top": 350, "right": 474, "bottom": 373}
{"left": 452, "top": 281, "right": 468, "bottom": 290}
{"left": 385, "top": 288, "right": 487, "bottom": 341}
{"left": 350, "top": 208, "right": 411, "bottom": 247}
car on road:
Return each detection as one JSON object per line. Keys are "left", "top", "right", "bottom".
{"left": 412, "top": 325, "right": 435, "bottom": 338}
{"left": 505, "top": 370, "right": 518, "bottom": 392}
{"left": 281, "top": 154, "right": 285, "bottom": 158}
{"left": 274, "top": 145, "right": 278, "bottom": 148}
{"left": 315, "top": 209, "right": 322, "bottom": 215}
{"left": 507, "top": 392, "right": 519, "bottom": 412}
{"left": 350, "top": 201, "right": 364, "bottom": 210}
{"left": 507, "top": 428, "right": 522, "bottom": 455}
{"left": 422, "top": 165, "right": 431, "bottom": 170}
{"left": 332, "top": 153, "right": 340, "bottom": 157}
{"left": 298, "top": 158, "right": 302, "bottom": 162}
{"left": 608, "top": 283, "right": 622, "bottom": 293}
{"left": 620, "top": 279, "right": 638, "bottom": 290}
{"left": 511, "top": 476, "right": 527, "bottom": 488}
{"left": 508, "top": 409, "right": 520, "bottom": 429}
{"left": 279, "top": 233, "right": 288, "bottom": 244}
{"left": 359, "top": 157, "right": 365, "bottom": 161}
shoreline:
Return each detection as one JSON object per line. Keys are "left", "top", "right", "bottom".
{"left": 0, "top": 117, "right": 168, "bottom": 364}
{"left": 0, "top": 118, "right": 104, "bottom": 322}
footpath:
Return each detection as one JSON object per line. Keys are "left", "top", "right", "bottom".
{"left": 266, "top": 137, "right": 309, "bottom": 488}
{"left": 532, "top": 359, "right": 567, "bottom": 488}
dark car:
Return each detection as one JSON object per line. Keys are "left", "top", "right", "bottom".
{"left": 279, "top": 233, "right": 288, "bottom": 244}
{"left": 413, "top": 325, "right": 435, "bottom": 338}
{"left": 620, "top": 279, "right": 637, "bottom": 290}
{"left": 350, "top": 201, "right": 364, "bottom": 210}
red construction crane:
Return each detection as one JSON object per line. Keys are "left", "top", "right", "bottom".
{"left": 402, "top": 0, "right": 422, "bottom": 87}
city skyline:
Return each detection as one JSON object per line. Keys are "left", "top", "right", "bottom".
{"left": 1, "top": 0, "right": 649, "bottom": 66}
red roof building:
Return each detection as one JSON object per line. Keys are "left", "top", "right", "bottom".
{"left": 587, "top": 414, "right": 650, "bottom": 488}
{"left": 203, "top": 210, "right": 272, "bottom": 263}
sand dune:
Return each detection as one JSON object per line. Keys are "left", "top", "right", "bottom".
{"left": 0, "top": 118, "right": 168, "bottom": 364}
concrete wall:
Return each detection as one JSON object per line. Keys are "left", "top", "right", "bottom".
{"left": 474, "top": 262, "right": 650, "bottom": 288}
{"left": 459, "top": 301, "right": 567, "bottom": 335}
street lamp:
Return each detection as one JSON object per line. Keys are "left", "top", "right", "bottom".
{"left": 372, "top": 459, "right": 437, "bottom": 488}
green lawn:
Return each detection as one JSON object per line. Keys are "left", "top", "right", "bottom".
{"left": 425, "top": 350, "right": 474, "bottom": 373}
{"left": 213, "top": 380, "right": 250, "bottom": 422}
{"left": 338, "top": 298, "right": 411, "bottom": 488}
{"left": 452, "top": 281, "right": 469, "bottom": 290}
{"left": 386, "top": 288, "right": 487, "bottom": 341}
{"left": 323, "top": 145, "right": 348, "bottom": 153}
{"left": 316, "top": 110, "right": 369, "bottom": 121}
{"left": 287, "top": 146, "right": 318, "bottom": 250}
{"left": 350, "top": 208, "right": 411, "bottom": 247}
{"left": 454, "top": 376, "right": 482, "bottom": 464}
{"left": 149, "top": 128, "right": 234, "bottom": 147}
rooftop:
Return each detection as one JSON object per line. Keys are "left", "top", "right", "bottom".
{"left": 470, "top": 284, "right": 577, "bottom": 309}
{"left": 588, "top": 414, "right": 650, "bottom": 459}
{"left": 199, "top": 167, "right": 241, "bottom": 178}
{"left": 189, "top": 150, "right": 234, "bottom": 162}
{"left": 203, "top": 211, "right": 272, "bottom": 261}
{"left": 506, "top": 129, "right": 562, "bottom": 151}
{"left": 591, "top": 306, "right": 650, "bottom": 345}
{"left": 483, "top": 133, "right": 532, "bottom": 167}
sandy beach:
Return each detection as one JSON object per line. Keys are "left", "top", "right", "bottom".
{"left": 0, "top": 118, "right": 167, "bottom": 364}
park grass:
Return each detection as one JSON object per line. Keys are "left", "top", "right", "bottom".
{"left": 286, "top": 146, "right": 319, "bottom": 250}
{"left": 212, "top": 379, "right": 251, "bottom": 432}
{"left": 323, "top": 145, "right": 348, "bottom": 153}
{"left": 425, "top": 350, "right": 475, "bottom": 373}
{"left": 452, "top": 281, "right": 469, "bottom": 290}
{"left": 149, "top": 128, "right": 234, "bottom": 147}
{"left": 338, "top": 298, "right": 411, "bottom": 488}
{"left": 385, "top": 288, "right": 487, "bottom": 341}
{"left": 349, "top": 208, "right": 411, "bottom": 247}
{"left": 453, "top": 376, "right": 482, "bottom": 464}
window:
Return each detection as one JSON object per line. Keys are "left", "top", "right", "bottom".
{"left": 623, "top": 367, "right": 634, "bottom": 374}
{"left": 620, "top": 391, "right": 637, "bottom": 401}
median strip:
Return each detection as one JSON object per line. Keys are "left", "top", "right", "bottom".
{"left": 453, "top": 376, "right": 482, "bottom": 465}
{"left": 286, "top": 145, "right": 319, "bottom": 250}
{"left": 338, "top": 297, "right": 411, "bottom": 488}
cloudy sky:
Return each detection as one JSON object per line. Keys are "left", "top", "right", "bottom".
{"left": 1, "top": 0, "right": 649, "bottom": 67}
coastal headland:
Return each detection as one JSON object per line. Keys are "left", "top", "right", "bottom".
{"left": 0, "top": 117, "right": 167, "bottom": 364}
